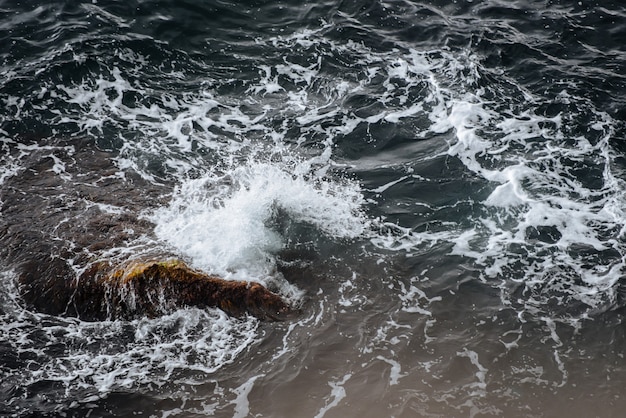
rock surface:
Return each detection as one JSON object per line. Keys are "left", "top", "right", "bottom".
{"left": 19, "top": 258, "right": 293, "bottom": 321}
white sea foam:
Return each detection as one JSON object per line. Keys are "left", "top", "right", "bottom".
{"left": 457, "top": 348, "right": 488, "bottom": 392}
{"left": 0, "top": 156, "right": 21, "bottom": 187}
{"left": 231, "top": 374, "right": 262, "bottom": 418}
{"left": 314, "top": 373, "right": 351, "bottom": 418}
{"left": 0, "top": 293, "right": 259, "bottom": 397}
{"left": 150, "top": 159, "right": 368, "bottom": 281}
{"left": 300, "top": 36, "right": 626, "bottom": 319}
{"left": 398, "top": 276, "right": 442, "bottom": 315}
{"left": 444, "top": 99, "right": 626, "bottom": 309}
{"left": 376, "top": 356, "right": 405, "bottom": 386}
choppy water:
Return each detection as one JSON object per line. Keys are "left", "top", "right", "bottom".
{"left": 1, "top": 0, "right": 626, "bottom": 416}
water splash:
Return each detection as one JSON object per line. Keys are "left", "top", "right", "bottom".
{"left": 150, "top": 158, "right": 369, "bottom": 279}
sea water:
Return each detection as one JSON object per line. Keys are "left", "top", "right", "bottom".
{"left": 1, "top": 1, "right": 626, "bottom": 416}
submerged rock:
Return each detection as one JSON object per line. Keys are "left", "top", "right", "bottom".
{"left": 1, "top": 143, "right": 294, "bottom": 322}
{"left": 18, "top": 257, "right": 293, "bottom": 321}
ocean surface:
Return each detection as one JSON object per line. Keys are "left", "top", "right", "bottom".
{"left": 1, "top": 0, "right": 626, "bottom": 416}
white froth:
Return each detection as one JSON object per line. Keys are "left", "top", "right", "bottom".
{"left": 0, "top": 300, "right": 259, "bottom": 397}
{"left": 398, "top": 276, "right": 440, "bottom": 315}
{"left": 231, "top": 375, "right": 262, "bottom": 418}
{"left": 457, "top": 348, "right": 488, "bottom": 392}
{"left": 376, "top": 356, "right": 405, "bottom": 386}
{"left": 484, "top": 165, "right": 535, "bottom": 207}
{"left": 151, "top": 160, "right": 368, "bottom": 279}
{"left": 314, "top": 373, "right": 351, "bottom": 418}
{"left": 251, "top": 65, "right": 284, "bottom": 94}
{"left": 0, "top": 157, "right": 21, "bottom": 187}
{"left": 321, "top": 40, "right": 626, "bottom": 318}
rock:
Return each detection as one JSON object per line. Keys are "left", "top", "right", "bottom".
{"left": 18, "top": 257, "right": 293, "bottom": 321}
{"left": 2, "top": 144, "right": 294, "bottom": 321}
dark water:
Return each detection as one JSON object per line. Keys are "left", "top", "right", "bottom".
{"left": 1, "top": 0, "right": 626, "bottom": 416}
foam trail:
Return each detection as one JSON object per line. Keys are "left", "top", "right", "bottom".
{"left": 376, "top": 356, "right": 404, "bottom": 386}
{"left": 232, "top": 375, "right": 262, "bottom": 418}
{"left": 314, "top": 373, "right": 351, "bottom": 418}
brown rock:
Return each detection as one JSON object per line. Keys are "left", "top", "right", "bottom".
{"left": 19, "top": 258, "right": 294, "bottom": 321}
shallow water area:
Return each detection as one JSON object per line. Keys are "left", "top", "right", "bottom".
{"left": 2, "top": 0, "right": 626, "bottom": 417}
